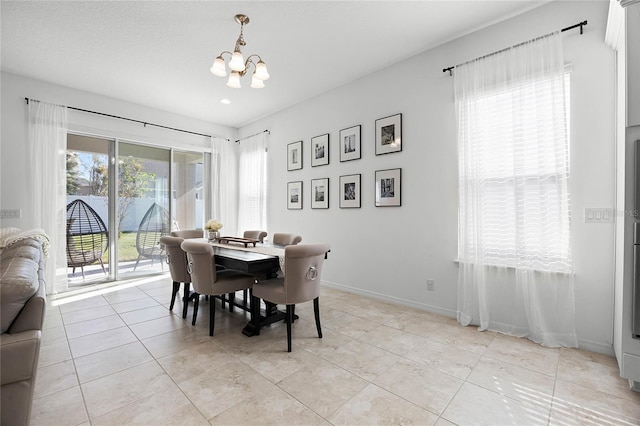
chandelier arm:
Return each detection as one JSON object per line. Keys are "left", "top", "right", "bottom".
{"left": 217, "top": 50, "right": 233, "bottom": 59}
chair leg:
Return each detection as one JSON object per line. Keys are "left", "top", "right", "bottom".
{"left": 80, "top": 265, "right": 85, "bottom": 280}
{"left": 209, "top": 297, "right": 216, "bottom": 336}
{"left": 99, "top": 258, "right": 106, "bottom": 274}
{"left": 243, "top": 289, "right": 248, "bottom": 308}
{"left": 313, "top": 297, "right": 322, "bottom": 339}
{"left": 133, "top": 255, "right": 141, "bottom": 271}
{"left": 192, "top": 293, "right": 200, "bottom": 326}
{"left": 286, "top": 304, "right": 293, "bottom": 352}
{"left": 182, "top": 283, "right": 191, "bottom": 319}
{"left": 170, "top": 281, "right": 180, "bottom": 311}
{"left": 228, "top": 292, "right": 235, "bottom": 313}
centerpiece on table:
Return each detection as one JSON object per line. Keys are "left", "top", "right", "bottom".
{"left": 205, "top": 219, "right": 223, "bottom": 241}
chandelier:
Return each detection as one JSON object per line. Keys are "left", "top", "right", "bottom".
{"left": 210, "top": 14, "right": 270, "bottom": 89}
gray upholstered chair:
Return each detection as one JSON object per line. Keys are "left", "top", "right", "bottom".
{"left": 253, "top": 243, "right": 330, "bottom": 352}
{"left": 171, "top": 229, "right": 204, "bottom": 239}
{"left": 181, "top": 240, "right": 255, "bottom": 336}
{"left": 159, "top": 235, "right": 194, "bottom": 319}
{"left": 243, "top": 230, "right": 267, "bottom": 243}
{"left": 272, "top": 233, "right": 302, "bottom": 246}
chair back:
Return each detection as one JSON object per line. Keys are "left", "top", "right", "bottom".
{"left": 160, "top": 235, "right": 191, "bottom": 283}
{"left": 66, "top": 199, "right": 108, "bottom": 267}
{"left": 243, "top": 230, "right": 267, "bottom": 242}
{"left": 283, "top": 243, "right": 330, "bottom": 304}
{"left": 171, "top": 229, "right": 203, "bottom": 239}
{"left": 180, "top": 240, "right": 218, "bottom": 295}
{"left": 273, "top": 233, "right": 302, "bottom": 246}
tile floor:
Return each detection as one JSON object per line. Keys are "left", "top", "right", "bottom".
{"left": 32, "top": 275, "right": 640, "bottom": 425}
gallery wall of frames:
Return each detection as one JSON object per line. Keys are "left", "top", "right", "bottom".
{"left": 286, "top": 113, "right": 402, "bottom": 210}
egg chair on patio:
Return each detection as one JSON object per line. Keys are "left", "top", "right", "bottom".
{"left": 66, "top": 199, "right": 109, "bottom": 280}
{"left": 134, "top": 202, "right": 170, "bottom": 271}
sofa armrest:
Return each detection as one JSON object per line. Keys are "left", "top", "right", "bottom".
{"left": 8, "top": 279, "right": 46, "bottom": 334}
{"left": 0, "top": 330, "right": 41, "bottom": 386}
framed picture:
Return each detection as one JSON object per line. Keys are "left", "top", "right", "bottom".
{"left": 339, "top": 174, "right": 361, "bottom": 208}
{"left": 311, "top": 133, "right": 330, "bottom": 167}
{"left": 375, "top": 113, "right": 402, "bottom": 155}
{"left": 287, "top": 181, "right": 303, "bottom": 210}
{"left": 375, "top": 168, "right": 401, "bottom": 207}
{"left": 340, "top": 125, "right": 361, "bottom": 162}
{"left": 287, "top": 141, "right": 303, "bottom": 171}
{"left": 311, "top": 178, "right": 329, "bottom": 209}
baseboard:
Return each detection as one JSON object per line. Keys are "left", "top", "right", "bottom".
{"left": 577, "top": 339, "right": 615, "bottom": 356}
{"left": 321, "top": 280, "right": 456, "bottom": 320}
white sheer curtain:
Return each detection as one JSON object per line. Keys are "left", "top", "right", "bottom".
{"left": 237, "top": 133, "right": 268, "bottom": 235}
{"left": 27, "top": 100, "right": 68, "bottom": 294}
{"left": 455, "top": 32, "right": 577, "bottom": 347}
{"left": 210, "top": 136, "right": 238, "bottom": 236}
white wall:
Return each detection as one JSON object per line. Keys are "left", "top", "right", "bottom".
{"left": 240, "top": 1, "right": 616, "bottom": 353}
{"left": 1, "top": 71, "right": 237, "bottom": 230}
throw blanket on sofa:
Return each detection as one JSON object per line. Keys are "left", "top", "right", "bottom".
{"left": 2, "top": 229, "right": 50, "bottom": 257}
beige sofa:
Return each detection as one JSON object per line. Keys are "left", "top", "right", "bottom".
{"left": 0, "top": 236, "right": 47, "bottom": 426}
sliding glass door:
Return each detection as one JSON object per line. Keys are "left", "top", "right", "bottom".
{"left": 117, "top": 142, "right": 170, "bottom": 278}
{"left": 66, "top": 134, "right": 206, "bottom": 286}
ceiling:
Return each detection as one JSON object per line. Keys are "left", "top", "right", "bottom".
{"left": 1, "top": 1, "right": 548, "bottom": 128}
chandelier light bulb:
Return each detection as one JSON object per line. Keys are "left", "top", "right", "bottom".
{"left": 227, "top": 71, "right": 242, "bottom": 88}
{"left": 250, "top": 74, "right": 265, "bottom": 89}
{"left": 254, "top": 60, "right": 270, "bottom": 81}
{"left": 210, "top": 56, "right": 227, "bottom": 77}
{"left": 211, "top": 14, "right": 267, "bottom": 89}
{"left": 229, "top": 51, "right": 245, "bottom": 72}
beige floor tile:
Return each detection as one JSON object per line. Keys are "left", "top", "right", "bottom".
{"left": 484, "top": 333, "right": 560, "bottom": 377}
{"left": 61, "top": 304, "right": 117, "bottom": 325}
{"left": 467, "top": 357, "right": 555, "bottom": 409}
{"left": 359, "top": 325, "right": 424, "bottom": 356}
{"left": 442, "top": 382, "right": 550, "bottom": 426}
{"left": 157, "top": 340, "right": 233, "bottom": 384}
{"left": 41, "top": 325, "right": 67, "bottom": 347}
{"left": 64, "top": 314, "right": 126, "bottom": 339}
{"left": 81, "top": 360, "right": 176, "bottom": 419}
{"left": 31, "top": 385, "right": 89, "bottom": 426}
{"left": 406, "top": 337, "right": 480, "bottom": 380}
{"left": 373, "top": 358, "right": 463, "bottom": 415}
{"left": 110, "top": 296, "right": 162, "bottom": 314}
{"left": 328, "top": 383, "right": 439, "bottom": 425}
{"left": 128, "top": 313, "right": 189, "bottom": 340}
{"left": 177, "top": 361, "right": 276, "bottom": 419}
{"left": 210, "top": 385, "right": 329, "bottom": 425}
{"left": 550, "top": 379, "right": 640, "bottom": 425}
{"left": 278, "top": 358, "right": 368, "bottom": 418}
{"left": 239, "top": 340, "right": 322, "bottom": 383}
{"left": 74, "top": 341, "right": 153, "bottom": 383}
{"left": 420, "top": 321, "right": 496, "bottom": 355}
{"left": 322, "top": 311, "right": 378, "bottom": 338}
{"left": 42, "top": 312, "right": 64, "bottom": 330}
{"left": 119, "top": 304, "right": 174, "bottom": 325}
{"left": 141, "top": 324, "right": 211, "bottom": 358}
{"left": 102, "top": 286, "right": 151, "bottom": 304}
{"left": 38, "top": 340, "right": 72, "bottom": 368}
{"left": 58, "top": 295, "right": 108, "bottom": 314}
{"left": 322, "top": 338, "right": 402, "bottom": 381}
{"left": 34, "top": 359, "right": 78, "bottom": 399}
{"left": 557, "top": 350, "right": 638, "bottom": 402}
{"left": 68, "top": 326, "right": 138, "bottom": 358}
{"left": 91, "top": 385, "right": 209, "bottom": 425}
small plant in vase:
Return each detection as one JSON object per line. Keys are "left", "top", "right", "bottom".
{"left": 205, "top": 219, "right": 223, "bottom": 241}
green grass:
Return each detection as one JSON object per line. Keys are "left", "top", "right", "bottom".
{"left": 102, "top": 232, "right": 138, "bottom": 263}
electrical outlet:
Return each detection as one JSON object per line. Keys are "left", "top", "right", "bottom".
{"left": 0, "top": 209, "right": 21, "bottom": 219}
{"left": 426, "top": 279, "right": 435, "bottom": 291}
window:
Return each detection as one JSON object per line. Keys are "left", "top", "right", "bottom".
{"left": 457, "top": 72, "right": 571, "bottom": 272}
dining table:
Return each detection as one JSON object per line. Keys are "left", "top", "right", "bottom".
{"left": 204, "top": 239, "right": 289, "bottom": 337}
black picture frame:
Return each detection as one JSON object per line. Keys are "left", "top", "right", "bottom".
{"left": 287, "top": 181, "right": 303, "bottom": 210}
{"left": 339, "top": 125, "right": 361, "bottom": 162}
{"left": 375, "top": 168, "right": 401, "bottom": 207}
{"left": 311, "top": 134, "right": 330, "bottom": 167}
{"left": 375, "top": 113, "right": 402, "bottom": 155}
{"left": 311, "top": 178, "right": 329, "bottom": 209}
{"left": 339, "top": 174, "right": 361, "bottom": 208}
{"left": 287, "top": 141, "right": 303, "bottom": 171}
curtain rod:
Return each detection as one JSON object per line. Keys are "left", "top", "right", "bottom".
{"left": 24, "top": 97, "right": 230, "bottom": 141}
{"left": 235, "top": 129, "right": 270, "bottom": 143}
{"left": 442, "top": 20, "right": 587, "bottom": 76}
